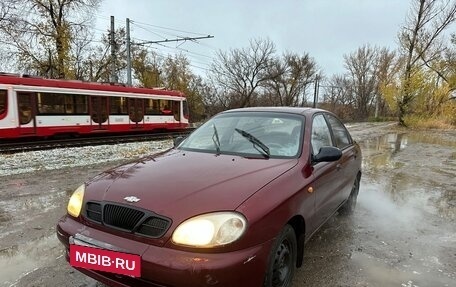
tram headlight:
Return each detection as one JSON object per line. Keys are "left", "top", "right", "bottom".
{"left": 67, "top": 184, "right": 85, "bottom": 218}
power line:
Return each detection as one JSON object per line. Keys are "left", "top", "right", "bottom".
{"left": 131, "top": 20, "right": 209, "bottom": 37}
{"left": 134, "top": 35, "right": 214, "bottom": 47}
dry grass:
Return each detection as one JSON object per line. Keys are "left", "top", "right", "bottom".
{"left": 404, "top": 115, "right": 456, "bottom": 130}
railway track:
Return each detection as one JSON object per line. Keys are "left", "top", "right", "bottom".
{"left": 0, "top": 129, "right": 194, "bottom": 154}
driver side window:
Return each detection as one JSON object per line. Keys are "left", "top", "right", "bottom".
{"left": 311, "top": 114, "right": 333, "bottom": 155}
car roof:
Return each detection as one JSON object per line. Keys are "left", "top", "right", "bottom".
{"left": 220, "top": 106, "right": 327, "bottom": 116}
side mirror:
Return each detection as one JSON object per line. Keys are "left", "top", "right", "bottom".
{"left": 173, "top": 136, "right": 185, "bottom": 148}
{"left": 313, "top": 146, "right": 342, "bottom": 163}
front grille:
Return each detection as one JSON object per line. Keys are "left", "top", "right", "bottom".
{"left": 137, "top": 217, "right": 170, "bottom": 237}
{"left": 84, "top": 201, "right": 171, "bottom": 238}
{"left": 103, "top": 204, "right": 145, "bottom": 231}
{"left": 86, "top": 202, "right": 102, "bottom": 222}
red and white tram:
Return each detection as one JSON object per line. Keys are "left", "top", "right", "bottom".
{"left": 0, "top": 73, "right": 189, "bottom": 139}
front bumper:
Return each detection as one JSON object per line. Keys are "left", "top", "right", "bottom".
{"left": 57, "top": 215, "right": 273, "bottom": 287}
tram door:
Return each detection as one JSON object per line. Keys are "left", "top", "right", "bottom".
{"left": 17, "top": 92, "right": 36, "bottom": 135}
{"left": 128, "top": 98, "right": 144, "bottom": 129}
{"left": 90, "top": 96, "right": 109, "bottom": 130}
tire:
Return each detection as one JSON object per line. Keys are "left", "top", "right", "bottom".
{"left": 264, "top": 225, "right": 297, "bottom": 287}
{"left": 339, "top": 175, "right": 360, "bottom": 215}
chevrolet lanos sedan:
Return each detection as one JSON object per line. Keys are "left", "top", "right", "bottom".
{"left": 57, "top": 107, "right": 362, "bottom": 287}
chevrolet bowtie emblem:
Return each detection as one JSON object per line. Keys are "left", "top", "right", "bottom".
{"left": 124, "top": 196, "right": 140, "bottom": 203}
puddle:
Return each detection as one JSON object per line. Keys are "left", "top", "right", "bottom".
{"left": 351, "top": 251, "right": 455, "bottom": 287}
{"left": 359, "top": 132, "right": 456, "bottom": 220}
{"left": 350, "top": 130, "right": 456, "bottom": 286}
{"left": 0, "top": 234, "right": 61, "bottom": 287}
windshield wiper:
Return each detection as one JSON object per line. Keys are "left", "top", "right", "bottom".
{"left": 234, "top": 128, "right": 270, "bottom": 158}
{"left": 212, "top": 124, "right": 221, "bottom": 154}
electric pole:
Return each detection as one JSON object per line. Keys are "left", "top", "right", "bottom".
{"left": 110, "top": 16, "right": 117, "bottom": 83}
{"left": 126, "top": 18, "right": 132, "bottom": 86}
{"left": 313, "top": 75, "right": 320, "bottom": 108}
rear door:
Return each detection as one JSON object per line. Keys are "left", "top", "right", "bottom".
{"left": 325, "top": 113, "right": 359, "bottom": 204}
{"left": 17, "top": 92, "right": 36, "bottom": 135}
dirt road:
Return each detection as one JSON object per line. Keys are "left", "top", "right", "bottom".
{"left": 0, "top": 122, "right": 455, "bottom": 287}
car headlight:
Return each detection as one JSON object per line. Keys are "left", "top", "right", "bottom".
{"left": 67, "top": 184, "right": 85, "bottom": 218}
{"left": 172, "top": 212, "right": 247, "bottom": 248}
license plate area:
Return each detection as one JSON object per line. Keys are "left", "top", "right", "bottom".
{"left": 70, "top": 244, "right": 141, "bottom": 277}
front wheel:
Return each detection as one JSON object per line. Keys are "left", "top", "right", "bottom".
{"left": 264, "top": 225, "right": 297, "bottom": 287}
{"left": 339, "top": 175, "right": 360, "bottom": 215}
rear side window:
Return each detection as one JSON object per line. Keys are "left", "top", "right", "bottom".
{"left": 326, "top": 114, "right": 351, "bottom": 149}
{"left": 0, "top": 90, "right": 6, "bottom": 119}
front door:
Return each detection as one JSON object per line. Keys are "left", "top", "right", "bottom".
{"left": 128, "top": 98, "right": 144, "bottom": 129}
{"left": 17, "top": 92, "right": 36, "bottom": 135}
{"left": 311, "top": 114, "right": 341, "bottom": 228}
{"left": 90, "top": 96, "right": 109, "bottom": 130}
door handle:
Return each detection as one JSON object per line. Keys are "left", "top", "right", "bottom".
{"left": 336, "top": 163, "right": 341, "bottom": 171}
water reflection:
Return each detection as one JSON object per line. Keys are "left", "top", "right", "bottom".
{"left": 0, "top": 234, "right": 60, "bottom": 287}
{"left": 359, "top": 131, "right": 456, "bottom": 220}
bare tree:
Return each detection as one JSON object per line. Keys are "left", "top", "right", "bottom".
{"left": 398, "top": 0, "right": 456, "bottom": 125}
{"left": 343, "top": 44, "right": 379, "bottom": 120}
{"left": 263, "top": 52, "right": 317, "bottom": 106}
{"left": 375, "top": 48, "right": 401, "bottom": 118}
{"left": 210, "top": 38, "right": 275, "bottom": 108}
{"left": 0, "top": 0, "right": 101, "bottom": 78}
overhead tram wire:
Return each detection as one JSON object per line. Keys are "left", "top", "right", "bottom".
{"left": 130, "top": 22, "right": 169, "bottom": 41}
{"left": 130, "top": 21, "right": 218, "bottom": 55}
{"left": 156, "top": 43, "right": 214, "bottom": 59}
{"left": 131, "top": 20, "right": 209, "bottom": 37}
{"left": 138, "top": 44, "right": 211, "bottom": 72}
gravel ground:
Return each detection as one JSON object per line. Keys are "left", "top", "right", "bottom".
{"left": 0, "top": 140, "right": 173, "bottom": 177}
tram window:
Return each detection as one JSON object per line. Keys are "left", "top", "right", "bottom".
{"left": 65, "top": 95, "right": 74, "bottom": 114}
{"left": 172, "top": 101, "right": 180, "bottom": 121}
{"left": 74, "top": 95, "right": 88, "bottom": 114}
{"left": 37, "top": 93, "right": 88, "bottom": 115}
{"left": 144, "top": 99, "right": 161, "bottom": 115}
{"left": 37, "top": 93, "right": 65, "bottom": 114}
{"left": 17, "top": 93, "right": 33, "bottom": 125}
{"left": 183, "top": 100, "right": 189, "bottom": 119}
{"left": 161, "top": 100, "right": 173, "bottom": 115}
{"left": 0, "top": 90, "right": 6, "bottom": 117}
{"left": 110, "top": 97, "right": 128, "bottom": 115}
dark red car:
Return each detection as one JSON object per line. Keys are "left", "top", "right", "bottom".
{"left": 57, "top": 107, "right": 362, "bottom": 287}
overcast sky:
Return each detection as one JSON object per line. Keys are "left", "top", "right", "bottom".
{"left": 96, "top": 0, "right": 412, "bottom": 77}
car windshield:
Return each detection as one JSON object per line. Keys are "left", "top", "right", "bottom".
{"left": 179, "top": 112, "right": 304, "bottom": 158}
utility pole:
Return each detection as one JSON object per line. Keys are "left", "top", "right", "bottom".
{"left": 126, "top": 18, "right": 132, "bottom": 86}
{"left": 313, "top": 75, "right": 320, "bottom": 108}
{"left": 110, "top": 16, "right": 117, "bottom": 83}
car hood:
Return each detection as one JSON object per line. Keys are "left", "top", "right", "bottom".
{"left": 85, "top": 149, "right": 298, "bottom": 222}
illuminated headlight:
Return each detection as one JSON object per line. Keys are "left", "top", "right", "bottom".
{"left": 172, "top": 212, "right": 247, "bottom": 248}
{"left": 67, "top": 184, "right": 85, "bottom": 218}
